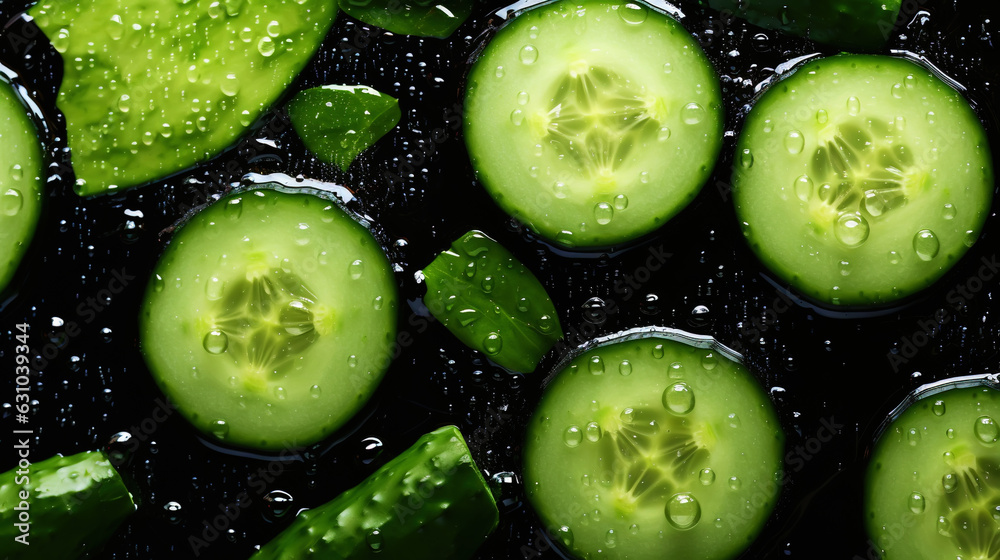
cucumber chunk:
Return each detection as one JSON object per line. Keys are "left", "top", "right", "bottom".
{"left": 250, "top": 425, "right": 499, "bottom": 559}
{"left": 865, "top": 379, "right": 1000, "bottom": 559}
{"left": 140, "top": 184, "right": 398, "bottom": 450}
{"left": 464, "top": 0, "right": 723, "bottom": 249}
{"left": 733, "top": 55, "right": 994, "bottom": 307}
{"left": 0, "top": 78, "right": 44, "bottom": 292}
{"left": 340, "top": 0, "right": 472, "bottom": 38}
{"left": 0, "top": 450, "right": 135, "bottom": 559}
{"left": 700, "top": 0, "right": 902, "bottom": 51}
{"left": 524, "top": 330, "right": 784, "bottom": 559}
{"left": 420, "top": 230, "right": 563, "bottom": 373}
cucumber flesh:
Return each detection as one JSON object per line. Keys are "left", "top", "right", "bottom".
{"left": 702, "top": 0, "right": 902, "bottom": 51}
{"left": 250, "top": 425, "right": 499, "bottom": 559}
{"left": 464, "top": 0, "right": 723, "bottom": 249}
{"left": 0, "top": 450, "right": 135, "bottom": 560}
{"left": 0, "top": 78, "right": 44, "bottom": 292}
{"left": 865, "top": 384, "right": 1000, "bottom": 559}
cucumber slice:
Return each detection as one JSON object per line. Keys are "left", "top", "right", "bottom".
{"left": 251, "top": 425, "right": 499, "bottom": 559}
{"left": 699, "top": 0, "right": 901, "bottom": 51}
{"left": 865, "top": 378, "right": 1000, "bottom": 560}
{"left": 733, "top": 55, "right": 994, "bottom": 307}
{"left": 0, "top": 450, "right": 135, "bottom": 559}
{"left": 0, "top": 78, "right": 44, "bottom": 292}
{"left": 464, "top": 0, "right": 723, "bottom": 249}
{"left": 524, "top": 330, "right": 784, "bottom": 560}
{"left": 139, "top": 184, "right": 398, "bottom": 450}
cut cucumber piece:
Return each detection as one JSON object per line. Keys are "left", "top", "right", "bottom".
{"left": 0, "top": 78, "right": 44, "bottom": 292}
{"left": 340, "top": 0, "right": 472, "bottom": 38}
{"left": 865, "top": 378, "right": 1000, "bottom": 560}
{"left": 0, "top": 450, "right": 135, "bottom": 559}
{"left": 28, "top": 0, "right": 337, "bottom": 195}
{"left": 700, "top": 0, "right": 901, "bottom": 51}
{"left": 733, "top": 55, "right": 994, "bottom": 306}
{"left": 420, "top": 230, "right": 563, "bottom": 373}
{"left": 464, "top": 0, "right": 723, "bottom": 249}
{"left": 524, "top": 330, "right": 784, "bottom": 560}
{"left": 140, "top": 184, "right": 398, "bottom": 450}
{"left": 251, "top": 425, "right": 499, "bottom": 559}
{"left": 287, "top": 85, "right": 401, "bottom": 172}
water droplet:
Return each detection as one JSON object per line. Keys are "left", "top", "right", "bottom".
{"left": 908, "top": 491, "right": 925, "bottom": 513}
{"left": 913, "top": 229, "right": 939, "bottom": 261}
{"left": 348, "top": 355, "right": 358, "bottom": 368}
{"left": 932, "top": 400, "right": 946, "bottom": 416}
{"left": 946, "top": 428, "right": 956, "bottom": 439}
{"left": 727, "top": 413, "right": 741, "bottom": 428}
{"left": 620, "top": 407, "right": 636, "bottom": 424}
{"left": 594, "top": 202, "right": 614, "bottom": 225}
{"left": 682, "top": 103, "right": 705, "bottom": 125}
{"left": 663, "top": 382, "right": 695, "bottom": 415}
{"left": 266, "top": 20, "right": 281, "bottom": 37}
{"left": 589, "top": 355, "right": 605, "bottom": 374}
{"left": 358, "top": 437, "right": 383, "bottom": 465}
{"left": 794, "top": 175, "right": 813, "bottom": 202}
{"left": 728, "top": 476, "right": 741, "bottom": 490}
{"left": 221, "top": 73, "right": 240, "bottom": 97}
{"left": 210, "top": 419, "right": 229, "bottom": 439}
{"left": 618, "top": 2, "right": 648, "bottom": 24}
{"left": 481, "top": 276, "right": 494, "bottom": 293}
{"left": 164, "top": 501, "right": 183, "bottom": 523}
{"left": 516, "top": 91, "right": 530, "bottom": 106}
{"left": 510, "top": 109, "right": 524, "bottom": 126}
{"left": 894, "top": 115, "right": 906, "bottom": 132}
{"left": 203, "top": 330, "right": 228, "bottom": 354}
{"left": 739, "top": 148, "right": 753, "bottom": 169}
{"left": 701, "top": 353, "right": 718, "bottom": 370}
{"left": 585, "top": 421, "right": 602, "bottom": 442}
{"left": 263, "top": 490, "right": 293, "bottom": 518}
{"left": 495, "top": 65, "right": 505, "bottom": 78}
{"left": 926, "top": 111, "right": 935, "bottom": 124}
{"left": 516, "top": 297, "right": 530, "bottom": 313}
{"left": 835, "top": 213, "right": 870, "bottom": 247}
{"left": 366, "top": 529, "right": 384, "bottom": 552}
{"left": 274, "top": 386, "right": 287, "bottom": 400}
{"left": 611, "top": 194, "right": 629, "bottom": 211}
{"left": 658, "top": 126, "right": 671, "bottom": 141}
{"left": 975, "top": 416, "right": 999, "bottom": 443}
{"left": 619, "top": 360, "right": 632, "bottom": 376}
{"left": 563, "top": 425, "right": 583, "bottom": 447}
{"left": 847, "top": 96, "right": 861, "bottom": 116}
{"left": 891, "top": 83, "right": 904, "bottom": 99}
{"left": 942, "top": 203, "right": 956, "bottom": 220}
{"left": 907, "top": 427, "right": 920, "bottom": 445}
{"left": 483, "top": 333, "right": 503, "bottom": 356}
{"left": 784, "top": 130, "right": 804, "bottom": 154}
{"left": 937, "top": 515, "right": 952, "bottom": 537}
{"left": 350, "top": 259, "right": 365, "bottom": 279}
{"left": 2, "top": 189, "right": 23, "bottom": 216}
{"left": 816, "top": 109, "right": 828, "bottom": 124}
{"left": 258, "top": 36, "right": 275, "bottom": 56}
{"left": 605, "top": 529, "right": 617, "bottom": 548}
{"left": 554, "top": 525, "right": 573, "bottom": 547}
{"left": 665, "top": 493, "right": 701, "bottom": 530}
{"left": 662, "top": 62, "right": 672, "bottom": 74}
{"left": 310, "top": 385, "right": 322, "bottom": 398}
{"left": 519, "top": 45, "right": 538, "bottom": 64}
{"left": 942, "top": 472, "right": 958, "bottom": 492}
{"left": 699, "top": 468, "right": 716, "bottom": 485}
{"left": 652, "top": 344, "right": 665, "bottom": 359}
{"left": 539, "top": 315, "right": 555, "bottom": 333}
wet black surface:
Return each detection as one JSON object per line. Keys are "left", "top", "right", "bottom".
{"left": 0, "top": 0, "right": 998, "bottom": 558}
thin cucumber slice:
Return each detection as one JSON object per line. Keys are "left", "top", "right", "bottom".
{"left": 251, "top": 425, "right": 499, "bottom": 559}
{"left": 524, "top": 330, "right": 784, "bottom": 560}
{"left": 464, "top": 0, "right": 723, "bottom": 249}
{"left": 0, "top": 450, "right": 135, "bottom": 559}
{"left": 28, "top": 0, "right": 337, "bottom": 196}
{"left": 140, "top": 184, "right": 398, "bottom": 450}
{"left": 865, "top": 378, "right": 1000, "bottom": 559}
{"left": 420, "top": 230, "right": 563, "bottom": 373}
{"left": 0, "top": 78, "right": 43, "bottom": 292}
{"left": 733, "top": 55, "right": 994, "bottom": 306}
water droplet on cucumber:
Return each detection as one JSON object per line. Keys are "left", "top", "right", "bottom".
{"left": 913, "top": 229, "right": 939, "bottom": 261}
{"left": 835, "top": 213, "right": 870, "bottom": 247}
{"left": 666, "top": 493, "right": 701, "bottom": 529}
{"left": 563, "top": 425, "right": 583, "bottom": 447}
{"left": 203, "top": 330, "right": 228, "bottom": 354}
{"left": 663, "top": 382, "right": 695, "bottom": 414}
{"left": 975, "top": 416, "right": 999, "bottom": 443}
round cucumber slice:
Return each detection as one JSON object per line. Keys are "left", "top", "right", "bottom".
{"left": 733, "top": 54, "right": 994, "bottom": 306}
{"left": 464, "top": 0, "right": 723, "bottom": 249}
{"left": 524, "top": 329, "right": 784, "bottom": 559}
{"left": 140, "top": 185, "right": 398, "bottom": 450}
{"left": 865, "top": 377, "right": 1000, "bottom": 560}
{"left": 0, "top": 78, "right": 44, "bottom": 292}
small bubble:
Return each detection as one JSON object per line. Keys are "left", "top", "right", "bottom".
{"left": 942, "top": 472, "right": 957, "bottom": 492}
{"left": 310, "top": 385, "right": 322, "bottom": 398}
{"left": 652, "top": 344, "right": 665, "bottom": 359}
{"left": 266, "top": 20, "right": 281, "bottom": 37}
{"left": 699, "top": 468, "right": 716, "bottom": 485}
{"left": 908, "top": 492, "right": 925, "bottom": 514}
{"left": 887, "top": 251, "right": 901, "bottom": 265}
{"left": 816, "top": 109, "right": 828, "bottom": 124}
{"left": 847, "top": 96, "right": 861, "bottom": 116}
{"left": 727, "top": 413, "right": 741, "bottom": 429}
{"left": 835, "top": 213, "right": 870, "bottom": 247}
{"left": 366, "top": 529, "right": 384, "bottom": 552}
{"left": 519, "top": 45, "right": 538, "bottom": 64}
{"left": 481, "top": 276, "right": 494, "bottom": 293}
{"left": 594, "top": 202, "right": 614, "bottom": 225}
{"left": 348, "top": 355, "right": 358, "bottom": 368}
{"left": 932, "top": 400, "right": 946, "bottom": 416}
{"left": 483, "top": 333, "right": 503, "bottom": 355}
{"left": 589, "top": 355, "right": 605, "bottom": 374}
{"left": 913, "top": 229, "right": 939, "bottom": 261}
{"left": 257, "top": 36, "right": 275, "bottom": 56}
{"left": 658, "top": 126, "right": 671, "bottom": 141}
{"left": 701, "top": 353, "right": 718, "bottom": 370}
{"left": 495, "top": 65, "right": 505, "bottom": 78}
{"left": 350, "top": 259, "right": 365, "bottom": 279}
{"left": 891, "top": 83, "right": 904, "bottom": 99}
{"left": 739, "top": 148, "right": 753, "bottom": 169}
{"left": 164, "top": 502, "right": 183, "bottom": 523}
{"left": 907, "top": 427, "right": 920, "bottom": 445}
{"left": 728, "top": 476, "right": 741, "bottom": 490}
{"left": 555, "top": 526, "right": 573, "bottom": 547}
{"left": 516, "top": 91, "right": 530, "bottom": 105}
{"left": 682, "top": 103, "right": 705, "bottom": 125}
{"left": 620, "top": 407, "right": 635, "bottom": 424}
{"left": 510, "top": 109, "right": 524, "bottom": 126}
{"left": 964, "top": 230, "right": 978, "bottom": 247}
{"left": 2, "top": 189, "right": 23, "bottom": 216}
{"left": 585, "top": 422, "right": 602, "bottom": 442}
{"left": 619, "top": 360, "right": 632, "bottom": 376}
{"left": 784, "top": 130, "right": 804, "bottom": 154}
{"left": 946, "top": 428, "right": 955, "bottom": 439}
{"left": 904, "top": 74, "right": 917, "bottom": 89}
{"left": 210, "top": 419, "right": 229, "bottom": 439}
{"left": 662, "top": 382, "right": 695, "bottom": 415}
{"left": 605, "top": 529, "right": 617, "bottom": 548}
{"left": 263, "top": 490, "right": 294, "bottom": 518}
{"left": 926, "top": 111, "right": 935, "bottom": 124}
{"left": 793, "top": 175, "right": 813, "bottom": 202}
{"left": 937, "top": 516, "right": 952, "bottom": 537}
{"left": 563, "top": 425, "right": 583, "bottom": 447}
{"left": 975, "top": 416, "right": 999, "bottom": 443}
{"left": 203, "top": 330, "right": 228, "bottom": 354}
{"left": 666, "top": 493, "right": 701, "bottom": 530}
{"left": 942, "top": 203, "right": 956, "bottom": 220}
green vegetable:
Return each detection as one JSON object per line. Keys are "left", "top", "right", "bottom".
{"left": 251, "top": 425, "right": 499, "bottom": 559}
{"left": 140, "top": 184, "right": 398, "bottom": 450}
{"left": 340, "top": 0, "right": 472, "bottom": 38}
{"left": 420, "top": 230, "right": 562, "bottom": 373}
{"left": 733, "top": 55, "right": 994, "bottom": 306}
{"left": 287, "top": 85, "right": 401, "bottom": 172}
{"left": 700, "top": 0, "right": 902, "bottom": 51}
{"left": 28, "top": 0, "right": 338, "bottom": 196}
{"left": 865, "top": 379, "right": 1000, "bottom": 559}
{"left": 464, "top": 0, "right": 723, "bottom": 249}
{"left": 0, "top": 78, "right": 43, "bottom": 292}
{"left": 524, "top": 331, "right": 784, "bottom": 560}
{"left": 0, "top": 450, "right": 135, "bottom": 559}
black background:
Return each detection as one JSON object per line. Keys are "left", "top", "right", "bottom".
{"left": 1, "top": 0, "right": 998, "bottom": 558}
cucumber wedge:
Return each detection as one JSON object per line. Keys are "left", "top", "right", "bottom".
{"left": 251, "top": 425, "right": 499, "bottom": 559}
{"left": 0, "top": 450, "right": 135, "bottom": 560}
